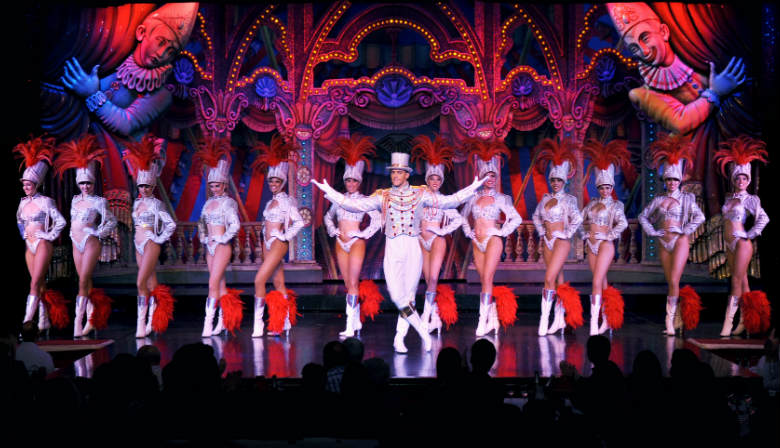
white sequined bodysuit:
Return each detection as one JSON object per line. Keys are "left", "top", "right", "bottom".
{"left": 638, "top": 189, "right": 705, "bottom": 252}
{"left": 198, "top": 195, "right": 240, "bottom": 256}
{"left": 461, "top": 189, "right": 522, "bottom": 253}
{"left": 721, "top": 192, "right": 769, "bottom": 252}
{"left": 532, "top": 191, "right": 583, "bottom": 250}
{"left": 133, "top": 197, "right": 176, "bottom": 255}
{"left": 580, "top": 197, "right": 628, "bottom": 256}
{"left": 324, "top": 192, "right": 382, "bottom": 253}
{"left": 262, "top": 192, "right": 304, "bottom": 250}
{"left": 69, "top": 195, "right": 117, "bottom": 253}
{"left": 16, "top": 194, "right": 66, "bottom": 254}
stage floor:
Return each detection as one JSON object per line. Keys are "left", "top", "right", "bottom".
{"left": 55, "top": 310, "right": 759, "bottom": 380}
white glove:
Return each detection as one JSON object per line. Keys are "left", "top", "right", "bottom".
{"left": 465, "top": 229, "right": 476, "bottom": 240}
{"left": 429, "top": 227, "right": 447, "bottom": 237}
{"left": 731, "top": 230, "right": 748, "bottom": 239}
{"left": 311, "top": 178, "right": 337, "bottom": 197}
{"left": 651, "top": 229, "right": 665, "bottom": 238}
{"left": 592, "top": 232, "right": 608, "bottom": 240}
{"left": 270, "top": 230, "right": 285, "bottom": 242}
{"left": 485, "top": 227, "right": 502, "bottom": 238}
{"left": 328, "top": 228, "right": 341, "bottom": 238}
{"left": 213, "top": 234, "right": 231, "bottom": 244}
{"left": 34, "top": 230, "right": 53, "bottom": 240}
{"left": 551, "top": 230, "right": 567, "bottom": 240}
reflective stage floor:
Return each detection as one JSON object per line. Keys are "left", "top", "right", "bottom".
{"left": 56, "top": 310, "right": 759, "bottom": 380}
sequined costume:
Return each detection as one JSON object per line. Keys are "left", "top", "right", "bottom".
{"left": 69, "top": 195, "right": 117, "bottom": 253}
{"left": 461, "top": 189, "right": 522, "bottom": 253}
{"left": 722, "top": 193, "right": 768, "bottom": 251}
{"left": 580, "top": 197, "right": 628, "bottom": 255}
{"left": 17, "top": 194, "right": 66, "bottom": 254}
{"left": 262, "top": 192, "right": 305, "bottom": 250}
{"left": 324, "top": 192, "right": 382, "bottom": 252}
{"left": 133, "top": 197, "right": 176, "bottom": 254}
{"left": 419, "top": 197, "right": 463, "bottom": 250}
{"left": 198, "top": 195, "right": 240, "bottom": 256}
{"left": 532, "top": 191, "right": 583, "bottom": 250}
{"left": 638, "top": 189, "right": 704, "bottom": 251}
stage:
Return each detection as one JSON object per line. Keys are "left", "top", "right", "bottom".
{"left": 47, "top": 309, "right": 760, "bottom": 380}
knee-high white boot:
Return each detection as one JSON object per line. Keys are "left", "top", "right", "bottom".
{"left": 403, "top": 309, "right": 432, "bottom": 352}
{"left": 202, "top": 297, "right": 217, "bottom": 337}
{"left": 38, "top": 300, "right": 50, "bottom": 331}
{"left": 421, "top": 291, "right": 434, "bottom": 327}
{"left": 144, "top": 296, "right": 156, "bottom": 337}
{"left": 538, "top": 289, "right": 555, "bottom": 336}
{"left": 427, "top": 292, "right": 442, "bottom": 335}
{"left": 589, "top": 294, "right": 602, "bottom": 336}
{"left": 136, "top": 296, "right": 148, "bottom": 338}
{"left": 73, "top": 296, "right": 88, "bottom": 338}
{"left": 353, "top": 298, "right": 363, "bottom": 334}
{"left": 476, "top": 292, "right": 491, "bottom": 336}
{"left": 394, "top": 314, "right": 410, "bottom": 353}
{"left": 81, "top": 299, "right": 95, "bottom": 336}
{"left": 340, "top": 294, "right": 358, "bottom": 338}
{"left": 252, "top": 296, "right": 265, "bottom": 338}
{"left": 665, "top": 296, "right": 678, "bottom": 336}
{"left": 547, "top": 296, "right": 566, "bottom": 335}
{"left": 212, "top": 307, "right": 225, "bottom": 336}
{"left": 24, "top": 295, "right": 39, "bottom": 324}
{"left": 720, "top": 295, "right": 740, "bottom": 337}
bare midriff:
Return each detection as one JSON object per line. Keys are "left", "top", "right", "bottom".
{"left": 588, "top": 203, "right": 608, "bottom": 247}
{"left": 204, "top": 201, "right": 225, "bottom": 239}
{"left": 474, "top": 195, "right": 499, "bottom": 240}
{"left": 22, "top": 201, "right": 43, "bottom": 247}
{"left": 723, "top": 199, "right": 745, "bottom": 248}
{"left": 338, "top": 219, "right": 361, "bottom": 242}
{"left": 71, "top": 200, "right": 95, "bottom": 243}
{"left": 420, "top": 218, "right": 441, "bottom": 241}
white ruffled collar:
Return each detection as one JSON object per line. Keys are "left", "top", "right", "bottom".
{"left": 638, "top": 55, "right": 693, "bottom": 91}
{"left": 116, "top": 55, "right": 173, "bottom": 94}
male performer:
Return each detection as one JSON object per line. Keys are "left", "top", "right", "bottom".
{"left": 313, "top": 152, "right": 486, "bottom": 353}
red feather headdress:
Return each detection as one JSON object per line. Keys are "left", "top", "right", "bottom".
{"left": 54, "top": 134, "right": 105, "bottom": 178}
{"left": 193, "top": 135, "right": 233, "bottom": 169}
{"left": 335, "top": 133, "right": 376, "bottom": 167}
{"left": 465, "top": 138, "right": 510, "bottom": 163}
{"left": 250, "top": 133, "right": 299, "bottom": 173}
{"left": 411, "top": 134, "right": 454, "bottom": 170}
{"left": 122, "top": 134, "right": 161, "bottom": 172}
{"left": 714, "top": 135, "right": 768, "bottom": 178}
{"left": 532, "top": 138, "right": 576, "bottom": 178}
{"left": 14, "top": 135, "right": 55, "bottom": 171}
{"left": 648, "top": 134, "right": 694, "bottom": 171}
{"left": 582, "top": 139, "right": 635, "bottom": 182}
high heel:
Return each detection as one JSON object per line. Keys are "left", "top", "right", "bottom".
{"left": 664, "top": 296, "right": 678, "bottom": 336}
{"left": 547, "top": 300, "right": 566, "bottom": 335}
{"left": 135, "top": 296, "right": 148, "bottom": 339}
{"left": 37, "top": 300, "right": 50, "bottom": 332}
{"left": 73, "top": 296, "right": 87, "bottom": 338}
{"left": 252, "top": 296, "right": 265, "bottom": 338}
{"left": 538, "top": 289, "right": 554, "bottom": 336}
{"left": 475, "top": 293, "right": 492, "bottom": 336}
{"left": 339, "top": 294, "right": 358, "bottom": 338}
{"left": 80, "top": 299, "right": 95, "bottom": 337}
{"left": 24, "top": 295, "right": 39, "bottom": 324}
{"left": 144, "top": 296, "right": 156, "bottom": 337}
{"left": 202, "top": 297, "right": 217, "bottom": 337}
{"left": 589, "top": 294, "right": 602, "bottom": 336}
{"left": 394, "top": 315, "right": 410, "bottom": 354}
{"left": 720, "top": 295, "right": 739, "bottom": 337}
{"left": 211, "top": 307, "right": 225, "bottom": 336}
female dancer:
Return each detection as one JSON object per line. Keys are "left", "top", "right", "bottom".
{"left": 251, "top": 134, "right": 304, "bottom": 337}
{"left": 324, "top": 134, "right": 382, "bottom": 337}
{"left": 123, "top": 135, "right": 176, "bottom": 338}
{"left": 55, "top": 135, "right": 117, "bottom": 337}
{"left": 16, "top": 136, "right": 67, "bottom": 330}
{"left": 461, "top": 139, "right": 522, "bottom": 336}
{"left": 581, "top": 140, "right": 631, "bottom": 335}
{"left": 411, "top": 135, "right": 464, "bottom": 334}
{"left": 714, "top": 135, "right": 770, "bottom": 336}
{"left": 532, "top": 139, "right": 583, "bottom": 336}
{"left": 196, "top": 136, "right": 242, "bottom": 337}
{"left": 638, "top": 135, "right": 705, "bottom": 335}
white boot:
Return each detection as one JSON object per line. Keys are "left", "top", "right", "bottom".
{"left": 38, "top": 300, "right": 50, "bottom": 331}
{"left": 353, "top": 301, "right": 363, "bottom": 335}
{"left": 476, "top": 293, "right": 491, "bottom": 336}
{"left": 598, "top": 309, "right": 610, "bottom": 335}
{"left": 282, "top": 293, "right": 292, "bottom": 334}
{"left": 73, "top": 296, "right": 87, "bottom": 338}
{"left": 421, "top": 292, "right": 434, "bottom": 328}
{"left": 212, "top": 307, "right": 225, "bottom": 336}
{"left": 665, "top": 296, "right": 678, "bottom": 336}
{"left": 483, "top": 299, "right": 499, "bottom": 337}
{"left": 144, "top": 296, "right": 156, "bottom": 337}
{"left": 202, "top": 297, "right": 217, "bottom": 337}
{"left": 720, "top": 295, "right": 740, "bottom": 337}
{"left": 429, "top": 302, "right": 442, "bottom": 335}
{"left": 394, "top": 315, "right": 410, "bottom": 354}
{"left": 538, "top": 289, "right": 554, "bottom": 336}
{"left": 80, "top": 299, "right": 95, "bottom": 336}
{"left": 252, "top": 296, "right": 265, "bottom": 338}
{"left": 339, "top": 294, "right": 357, "bottom": 338}
{"left": 732, "top": 314, "right": 745, "bottom": 336}
{"left": 547, "top": 299, "right": 566, "bottom": 335}
{"left": 589, "top": 294, "right": 602, "bottom": 336}
{"left": 23, "top": 295, "right": 39, "bottom": 323}
{"left": 135, "top": 296, "right": 148, "bottom": 339}
{"left": 403, "top": 306, "right": 432, "bottom": 352}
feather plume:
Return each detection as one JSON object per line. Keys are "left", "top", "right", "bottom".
{"left": 150, "top": 284, "right": 175, "bottom": 333}
{"left": 251, "top": 133, "right": 299, "bottom": 173}
{"left": 435, "top": 284, "right": 458, "bottom": 328}
{"left": 714, "top": 135, "right": 769, "bottom": 178}
{"left": 88, "top": 288, "right": 113, "bottom": 330}
{"left": 411, "top": 134, "right": 454, "bottom": 170}
{"left": 14, "top": 135, "right": 56, "bottom": 171}
{"left": 336, "top": 133, "right": 376, "bottom": 166}
{"left": 679, "top": 285, "right": 702, "bottom": 330}
{"left": 54, "top": 134, "right": 105, "bottom": 178}
{"left": 648, "top": 134, "right": 694, "bottom": 171}
{"left": 533, "top": 138, "right": 577, "bottom": 178}
{"left": 122, "top": 134, "right": 161, "bottom": 172}
{"left": 556, "top": 282, "right": 584, "bottom": 328}
{"left": 582, "top": 139, "right": 636, "bottom": 185}
{"left": 740, "top": 290, "right": 771, "bottom": 334}
{"left": 266, "top": 290, "right": 287, "bottom": 333}
{"left": 358, "top": 280, "right": 384, "bottom": 322}
{"left": 494, "top": 285, "right": 518, "bottom": 329}
{"left": 286, "top": 289, "right": 299, "bottom": 327}
{"left": 42, "top": 289, "right": 70, "bottom": 330}
{"left": 465, "top": 138, "right": 510, "bottom": 167}
{"left": 193, "top": 135, "right": 233, "bottom": 169}
{"left": 602, "top": 286, "right": 624, "bottom": 329}
{"left": 220, "top": 288, "right": 244, "bottom": 335}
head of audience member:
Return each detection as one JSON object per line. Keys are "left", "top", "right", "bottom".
{"left": 631, "top": 349, "right": 662, "bottom": 382}
{"left": 363, "top": 357, "right": 390, "bottom": 390}
{"left": 323, "top": 341, "right": 347, "bottom": 370}
{"left": 470, "top": 339, "right": 497, "bottom": 375}
{"left": 20, "top": 321, "right": 39, "bottom": 343}
{"left": 436, "top": 347, "right": 463, "bottom": 382}
{"left": 301, "top": 362, "right": 326, "bottom": 393}
{"left": 137, "top": 344, "right": 161, "bottom": 367}
{"left": 586, "top": 335, "right": 611, "bottom": 365}
{"left": 343, "top": 337, "right": 364, "bottom": 364}
{"left": 669, "top": 348, "right": 699, "bottom": 381}
{"left": 163, "top": 343, "right": 221, "bottom": 395}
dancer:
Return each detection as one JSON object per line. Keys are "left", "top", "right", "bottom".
{"left": 54, "top": 135, "right": 117, "bottom": 337}
{"left": 714, "top": 136, "right": 770, "bottom": 336}
{"left": 461, "top": 139, "right": 522, "bottom": 336}
{"left": 196, "top": 136, "right": 242, "bottom": 337}
{"left": 123, "top": 135, "right": 176, "bottom": 338}
{"left": 410, "top": 135, "right": 463, "bottom": 335}
{"left": 15, "top": 136, "right": 68, "bottom": 331}
{"left": 532, "top": 139, "right": 583, "bottom": 336}
{"left": 638, "top": 135, "right": 705, "bottom": 335}
{"left": 313, "top": 152, "right": 487, "bottom": 353}
{"left": 323, "top": 134, "right": 382, "bottom": 338}
{"left": 251, "top": 134, "right": 304, "bottom": 337}
{"left": 581, "top": 139, "right": 631, "bottom": 335}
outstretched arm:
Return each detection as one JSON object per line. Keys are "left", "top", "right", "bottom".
{"left": 430, "top": 176, "right": 488, "bottom": 209}
{"left": 312, "top": 179, "right": 381, "bottom": 213}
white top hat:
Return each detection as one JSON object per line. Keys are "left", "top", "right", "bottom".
{"left": 387, "top": 152, "right": 412, "bottom": 173}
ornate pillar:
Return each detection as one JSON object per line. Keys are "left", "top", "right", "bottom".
{"left": 641, "top": 120, "right": 661, "bottom": 264}
{"left": 292, "top": 127, "right": 314, "bottom": 262}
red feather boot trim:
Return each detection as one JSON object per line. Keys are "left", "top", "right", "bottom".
{"left": 88, "top": 289, "right": 113, "bottom": 330}
{"left": 435, "top": 284, "right": 458, "bottom": 329}
{"left": 266, "top": 290, "right": 287, "bottom": 334}
{"left": 359, "top": 280, "right": 384, "bottom": 323}
{"left": 220, "top": 289, "right": 244, "bottom": 335}
{"left": 740, "top": 290, "right": 771, "bottom": 334}
{"left": 602, "top": 286, "right": 625, "bottom": 330}
{"left": 679, "top": 285, "right": 702, "bottom": 330}
{"left": 494, "top": 285, "right": 518, "bottom": 329}
{"left": 557, "top": 282, "right": 584, "bottom": 329}
{"left": 286, "top": 290, "right": 299, "bottom": 327}
{"left": 43, "top": 290, "right": 70, "bottom": 329}
{"left": 150, "top": 285, "right": 175, "bottom": 333}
